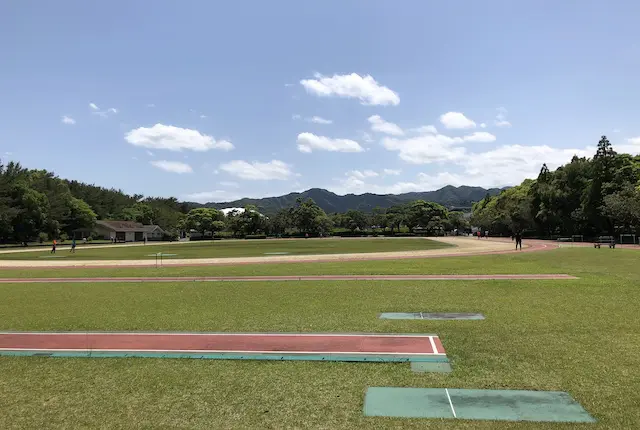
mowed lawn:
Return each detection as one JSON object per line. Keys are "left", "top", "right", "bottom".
{"left": 0, "top": 237, "right": 449, "bottom": 260}
{"left": 0, "top": 249, "right": 639, "bottom": 429}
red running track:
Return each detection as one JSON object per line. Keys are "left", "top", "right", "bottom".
{"left": 0, "top": 332, "right": 446, "bottom": 356}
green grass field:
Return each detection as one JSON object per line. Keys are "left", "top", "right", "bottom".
{"left": 0, "top": 248, "right": 639, "bottom": 428}
{"left": 0, "top": 237, "right": 449, "bottom": 260}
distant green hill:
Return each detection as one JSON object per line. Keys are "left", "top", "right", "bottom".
{"left": 196, "top": 186, "right": 505, "bottom": 215}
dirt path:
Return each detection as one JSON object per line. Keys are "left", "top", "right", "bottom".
{"left": 0, "top": 237, "right": 556, "bottom": 269}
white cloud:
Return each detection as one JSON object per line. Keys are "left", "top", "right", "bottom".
{"left": 462, "top": 131, "right": 497, "bottom": 143}
{"left": 284, "top": 83, "right": 295, "bottom": 87}
{"left": 200, "top": 114, "right": 207, "bottom": 119}
{"left": 627, "top": 136, "right": 640, "bottom": 145}
{"left": 308, "top": 116, "right": 333, "bottom": 124}
{"left": 150, "top": 160, "right": 193, "bottom": 174}
{"left": 219, "top": 181, "right": 240, "bottom": 188}
{"left": 292, "top": 114, "right": 301, "bottom": 120}
{"left": 146, "top": 103, "right": 156, "bottom": 108}
{"left": 480, "top": 123, "right": 487, "bottom": 128}
{"left": 368, "top": 115, "right": 404, "bottom": 136}
{"left": 410, "top": 125, "right": 438, "bottom": 134}
{"left": 360, "top": 131, "right": 374, "bottom": 143}
{"left": 348, "top": 169, "right": 379, "bottom": 180}
{"left": 89, "top": 103, "right": 99, "bottom": 110}
{"left": 383, "top": 168, "right": 401, "bottom": 175}
{"left": 146, "top": 150, "right": 154, "bottom": 157}
{"left": 219, "top": 160, "right": 293, "bottom": 180}
{"left": 494, "top": 107, "right": 511, "bottom": 127}
{"left": 439, "top": 112, "right": 476, "bottom": 129}
{"left": 458, "top": 145, "right": 593, "bottom": 187}
{"left": 332, "top": 171, "right": 467, "bottom": 196}
{"left": 297, "top": 132, "right": 364, "bottom": 153}
{"left": 108, "top": 108, "right": 118, "bottom": 114}
{"left": 300, "top": 72, "right": 400, "bottom": 106}
{"left": 61, "top": 115, "right": 76, "bottom": 125}
{"left": 125, "top": 124, "right": 234, "bottom": 152}
{"left": 382, "top": 133, "right": 467, "bottom": 164}
{"left": 183, "top": 190, "right": 241, "bottom": 203}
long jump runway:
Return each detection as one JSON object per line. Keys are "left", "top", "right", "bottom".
{"left": 0, "top": 274, "right": 577, "bottom": 283}
{"left": 0, "top": 332, "right": 448, "bottom": 364}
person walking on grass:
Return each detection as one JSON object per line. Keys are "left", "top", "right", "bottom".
{"left": 70, "top": 238, "right": 76, "bottom": 253}
{"left": 514, "top": 231, "right": 523, "bottom": 251}
{"left": 51, "top": 239, "right": 57, "bottom": 254}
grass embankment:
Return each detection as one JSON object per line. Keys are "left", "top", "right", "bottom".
{"left": 0, "top": 237, "right": 449, "bottom": 261}
{"left": 0, "top": 248, "right": 638, "bottom": 428}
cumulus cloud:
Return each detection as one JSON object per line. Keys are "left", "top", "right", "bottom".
{"left": 462, "top": 132, "right": 497, "bottom": 143}
{"left": 410, "top": 125, "right": 438, "bottom": 134}
{"left": 297, "top": 132, "right": 364, "bottom": 153}
{"left": 381, "top": 133, "right": 467, "bottom": 164}
{"left": 125, "top": 124, "right": 234, "bottom": 152}
{"left": 383, "top": 168, "right": 401, "bottom": 175}
{"left": 89, "top": 103, "right": 99, "bottom": 110}
{"left": 368, "top": 115, "right": 404, "bottom": 136}
{"left": 219, "top": 160, "right": 293, "bottom": 180}
{"left": 439, "top": 112, "right": 476, "bottom": 129}
{"left": 61, "top": 115, "right": 76, "bottom": 125}
{"left": 300, "top": 72, "right": 400, "bottom": 106}
{"left": 308, "top": 116, "right": 333, "bottom": 124}
{"left": 347, "top": 169, "right": 379, "bottom": 180}
{"left": 150, "top": 160, "right": 193, "bottom": 174}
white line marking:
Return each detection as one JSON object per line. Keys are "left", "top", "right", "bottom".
{"left": 0, "top": 347, "right": 446, "bottom": 355}
{"left": 445, "top": 388, "right": 457, "bottom": 418}
{"left": 428, "top": 336, "right": 438, "bottom": 353}
{"left": 0, "top": 332, "right": 438, "bottom": 338}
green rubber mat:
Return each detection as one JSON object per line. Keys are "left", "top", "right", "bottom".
{"left": 363, "top": 387, "right": 596, "bottom": 423}
{"left": 379, "top": 312, "right": 485, "bottom": 320}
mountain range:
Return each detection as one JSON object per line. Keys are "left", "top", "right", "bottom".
{"left": 199, "top": 186, "right": 506, "bottom": 215}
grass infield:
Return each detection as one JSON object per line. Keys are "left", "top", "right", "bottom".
{"left": 0, "top": 248, "right": 638, "bottom": 428}
{"left": 0, "top": 237, "right": 449, "bottom": 260}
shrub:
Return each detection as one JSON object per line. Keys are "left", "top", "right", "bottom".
{"left": 38, "top": 232, "right": 48, "bottom": 243}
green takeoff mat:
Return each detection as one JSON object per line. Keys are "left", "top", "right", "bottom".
{"left": 363, "top": 387, "right": 596, "bottom": 423}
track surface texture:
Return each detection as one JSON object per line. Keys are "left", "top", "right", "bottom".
{"left": 0, "top": 332, "right": 446, "bottom": 356}
{"left": 0, "top": 237, "right": 556, "bottom": 269}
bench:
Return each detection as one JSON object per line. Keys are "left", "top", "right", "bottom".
{"left": 594, "top": 236, "right": 616, "bottom": 249}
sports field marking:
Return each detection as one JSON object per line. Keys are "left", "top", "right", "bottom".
{"left": 263, "top": 252, "right": 290, "bottom": 255}
{"left": 0, "top": 274, "right": 578, "bottom": 283}
{"left": 0, "top": 332, "right": 447, "bottom": 359}
{"left": 445, "top": 388, "right": 457, "bottom": 418}
{"left": 0, "top": 331, "right": 437, "bottom": 338}
{"left": 363, "top": 388, "right": 596, "bottom": 422}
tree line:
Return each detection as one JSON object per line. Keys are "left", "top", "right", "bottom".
{"left": 0, "top": 161, "right": 197, "bottom": 244}
{"left": 182, "top": 199, "right": 470, "bottom": 239}
{"left": 471, "top": 136, "right": 640, "bottom": 238}
{"left": 0, "top": 159, "right": 470, "bottom": 244}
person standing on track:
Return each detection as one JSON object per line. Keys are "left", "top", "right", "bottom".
{"left": 514, "top": 231, "right": 523, "bottom": 250}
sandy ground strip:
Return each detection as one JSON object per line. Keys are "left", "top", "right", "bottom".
{"left": 0, "top": 237, "right": 553, "bottom": 268}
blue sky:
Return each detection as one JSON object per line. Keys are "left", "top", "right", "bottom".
{"left": 2, "top": 0, "right": 640, "bottom": 202}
